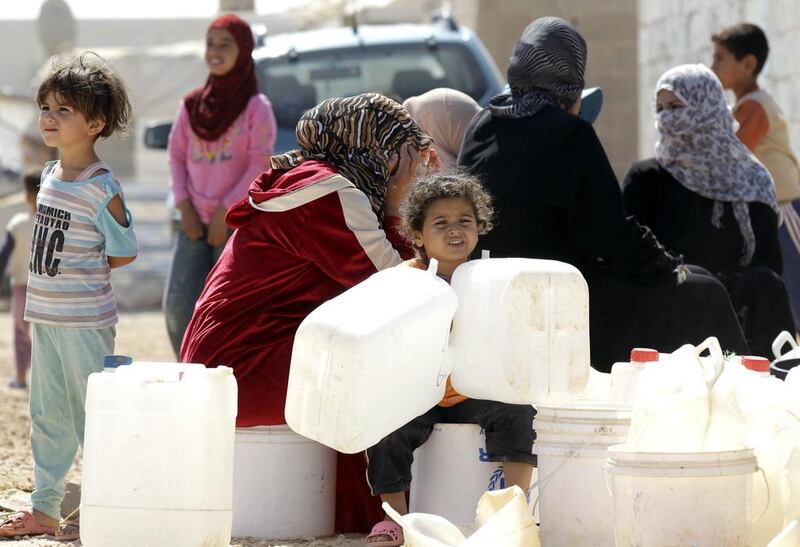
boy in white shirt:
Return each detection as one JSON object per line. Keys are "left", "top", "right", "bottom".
{"left": 0, "top": 169, "right": 39, "bottom": 388}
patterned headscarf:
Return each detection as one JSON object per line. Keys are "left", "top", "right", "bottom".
{"left": 654, "top": 64, "right": 778, "bottom": 265}
{"left": 271, "top": 93, "right": 431, "bottom": 216}
{"left": 490, "top": 17, "right": 587, "bottom": 119}
{"left": 184, "top": 14, "right": 259, "bottom": 141}
{"left": 403, "top": 88, "right": 480, "bottom": 168}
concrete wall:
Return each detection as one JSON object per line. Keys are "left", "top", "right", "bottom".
{"left": 452, "top": 0, "right": 639, "bottom": 179}
{"left": 638, "top": 0, "right": 800, "bottom": 161}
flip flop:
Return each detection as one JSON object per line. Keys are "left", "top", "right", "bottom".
{"left": 53, "top": 518, "right": 79, "bottom": 541}
{"left": 0, "top": 510, "right": 58, "bottom": 538}
{"left": 365, "top": 519, "right": 403, "bottom": 546}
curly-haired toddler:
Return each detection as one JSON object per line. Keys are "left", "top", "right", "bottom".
{"left": 364, "top": 171, "right": 536, "bottom": 546}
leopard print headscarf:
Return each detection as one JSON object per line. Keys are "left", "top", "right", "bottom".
{"left": 271, "top": 93, "right": 431, "bottom": 217}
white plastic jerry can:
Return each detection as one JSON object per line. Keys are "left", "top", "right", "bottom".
{"left": 286, "top": 259, "right": 458, "bottom": 454}
{"left": 609, "top": 347, "right": 659, "bottom": 403}
{"left": 627, "top": 337, "right": 724, "bottom": 452}
{"left": 81, "top": 362, "right": 238, "bottom": 547}
{"left": 447, "top": 257, "right": 590, "bottom": 405}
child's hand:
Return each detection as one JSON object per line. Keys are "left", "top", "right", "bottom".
{"left": 177, "top": 200, "right": 203, "bottom": 241}
{"left": 400, "top": 258, "right": 427, "bottom": 270}
{"left": 207, "top": 206, "right": 229, "bottom": 247}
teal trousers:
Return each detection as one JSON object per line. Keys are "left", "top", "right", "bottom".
{"left": 29, "top": 323, "right": 114, "bottom": 519}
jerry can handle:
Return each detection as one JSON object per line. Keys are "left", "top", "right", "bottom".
{"left": 695, "top": 336, "right": 724, "bottom": 389}
{"left": 772, "top": 330, "right": 798, "bottom": 360}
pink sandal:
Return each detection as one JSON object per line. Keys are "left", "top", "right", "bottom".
{"left": 365, "top": 520, "right": 404, "bottom": 546}
{"left": 53, "top": 518, "right": 79, "bottom": 541}
{"left": 0, "top": 510, "right": 58, "bottom": 538}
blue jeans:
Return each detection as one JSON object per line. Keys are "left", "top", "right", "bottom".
{"left": 29, "top": 323, "right": 115, "bottom": 519}
{"left": 163, "top": 226, "right": 226, "bottom": 356}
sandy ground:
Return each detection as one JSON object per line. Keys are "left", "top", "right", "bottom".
{"left": 0, "top": 310, "right": 365, "bottom": 547}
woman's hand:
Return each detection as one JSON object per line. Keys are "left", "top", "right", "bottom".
{"left": 428, "top": 148, "right": 444, "bottom": 171}
{"left": 207, "top": 205, "right": 230, "bottom": 247}
{"left": 177, "top": 200, "right": 203, "bottom": 241}
{"left": 384, "top": 145, "right": 431, "bottom": 217}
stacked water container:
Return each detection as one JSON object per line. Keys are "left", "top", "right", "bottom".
{"left": 285, "top": 257, "right": 800, "bottom": 545}
{"left": 287, "top": 258, "right": 593, "bottom": 455}
{"left": 287, "top": 257, "right": 597, "bottom": 542}
{"left": 81, "top": 362, "right": 237, "bottom": 547}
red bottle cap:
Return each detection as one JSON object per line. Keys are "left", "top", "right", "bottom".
{"left": 630, "top": 348, "right": 659, "bottom": 363}
{"left": 742, "top": 356, "right": 770, "bottom": 373}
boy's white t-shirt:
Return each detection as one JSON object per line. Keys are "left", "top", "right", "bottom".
{"left": 6, "top": 211, "right": 33, "bottom": 287}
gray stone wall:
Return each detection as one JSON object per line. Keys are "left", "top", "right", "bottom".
{"left": 638, "top": 0, "right": 800, "bottom": 162}
{"left": 452, "top": 0, "right": 639, "bottom": 179}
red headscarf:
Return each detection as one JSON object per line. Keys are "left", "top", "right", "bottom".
{"left": 184, "top": 14, "right": 259, "bottom": 141}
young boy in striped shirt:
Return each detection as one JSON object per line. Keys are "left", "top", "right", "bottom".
{"left": 0, "top": 53, "right": 137, "bottom": 540}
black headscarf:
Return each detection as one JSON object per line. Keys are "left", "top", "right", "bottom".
{"left": 490, "top": 17, "right": 587, "bottom": 119}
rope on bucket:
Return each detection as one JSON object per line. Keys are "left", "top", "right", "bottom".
{"left": 529, "top": 425, "right": 609, "bottom": 519}
{"left": 753, "top": 466, "right": 771, "bottom": 524}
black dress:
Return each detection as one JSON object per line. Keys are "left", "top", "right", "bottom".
{"left": 623, "top": 158, "right": 793, "bottom": 358}
{"left": 459, "top": 106, "right": 748, "bottom": 371}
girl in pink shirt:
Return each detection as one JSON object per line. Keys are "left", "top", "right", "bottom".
{"left": 164, "top": 13, "right": 276, "bottom": 354}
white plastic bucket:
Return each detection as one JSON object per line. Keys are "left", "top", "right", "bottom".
{"left": 409, "top": 423, "right": 537, "bottom": 528}
{"left": 81, "top": 362, "right": 237, "bottom": 547}
{"left": 232, "top": 426, "right": 336, "bottom": 539}
{"left": 533, "top": 402, "right": 631, "bottom": 547}
{"left": 607, "top": 445, "right": 759, "bottom": 547}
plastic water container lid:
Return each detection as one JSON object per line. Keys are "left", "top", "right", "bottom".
{"left": 103, "top": 354, "right": 133, "bottom": 370}
{"left": 630, "top": 348, "right": 658, "bottom": 363}
{"left": 742, "top": 355, "right": 770, "bottom": 373}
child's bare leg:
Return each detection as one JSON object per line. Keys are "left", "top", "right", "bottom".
{"left": 504, "top": 462, "right": 534, "bottom": 494}
{"left": 31, "top": 509, "right": 59, "bottom": 529}
{"left": 365, "top": 493, "right": 407, "bottom": 544}
{"left": 380, "top": 491, "right": 408, "bottom": 517}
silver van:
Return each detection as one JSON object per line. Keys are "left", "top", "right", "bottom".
{"left": 145, "top": 17, "right": 504, "bottom": 153}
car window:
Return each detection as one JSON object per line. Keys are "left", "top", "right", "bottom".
{"left": 257, "top": 43, "right": 489, "bottom": 130}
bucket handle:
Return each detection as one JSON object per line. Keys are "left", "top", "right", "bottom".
{"left": 695, "top": 336, "right": 724, "bottom": 389}
{"left": 773, "top": 331, "right": 798, "bottom": 360}
{"left": 753, "top": 467, "right": 771, "bottom": 524}
{"left": 530, "top": 426, "right": 608, "bottom": 520}
{"left": 779, "top": 468, "right": 796, "bottom": 520}
{"left": 603, "top": 465, "right": 614, "bottom": 498}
